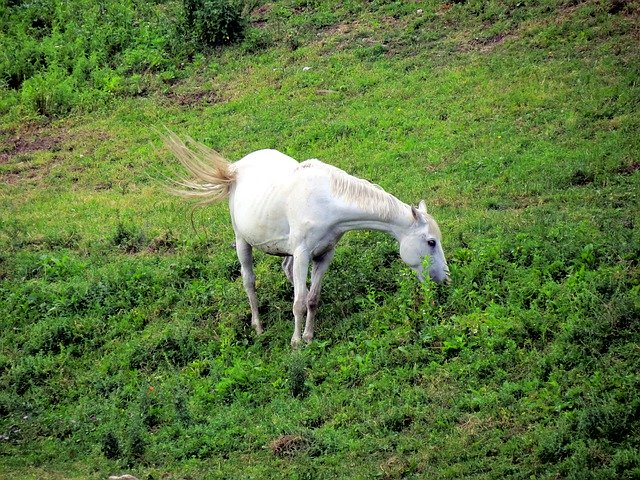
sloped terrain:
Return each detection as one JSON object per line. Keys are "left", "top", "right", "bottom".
{"left": 1, "top": 1, "right": 639, "bottom": 478}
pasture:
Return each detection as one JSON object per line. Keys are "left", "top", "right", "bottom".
{"left": 1, "top": 0, "right": 639, "bottom": 478}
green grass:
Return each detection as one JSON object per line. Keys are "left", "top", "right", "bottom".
{"left": 1, "top": 0, "right": 639, "bottom": 478}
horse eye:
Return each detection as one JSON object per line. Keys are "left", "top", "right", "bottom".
{"left": 427, "top": 239, "right": 437, "bottom": 248}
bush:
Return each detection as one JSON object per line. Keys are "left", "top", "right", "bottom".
{"left": 183, "top": 0, "right": 246, "bottom": 48}
{"left": 111, "top": 221, "right": 148, "bottom": 254}
{"left": 101, "top": 430, "right": 121, "bottom": 460}
{"left": 20, "top": 67, "right": 78, "bottom": 117}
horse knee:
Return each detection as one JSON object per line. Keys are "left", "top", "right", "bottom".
{"left": 307, "top": 294, "right": 319, "bottom": 312}
{"left": 293, "top": 297, "right": 307, "bottom": 318}
{"left": 241, "top": 268, "right": 255, "bottom": 287}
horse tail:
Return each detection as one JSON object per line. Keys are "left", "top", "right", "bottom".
{"left": 163, "top": 131, "right": 236, "bottom": 205}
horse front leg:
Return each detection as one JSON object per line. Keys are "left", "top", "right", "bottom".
{"left": 235, "top": 238, "right": 263, "bottom": 335}
{"left": 291, "top": 249, "right": 310, "bottom": 348}
{"left": 303, "top": 249, "right": 335, "bottom": 344}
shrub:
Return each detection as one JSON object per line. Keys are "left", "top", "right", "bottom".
{"left": 287, "top": 353, "right": 308, "bottom": 399}
{"left": 126, "top": 418, "right": 146, "bottom": 466}
{"left": 0, "top": 0, "right": 184, "bottom": 115}
{"left": 183, "top": 0, "right": 246, "bottom": 48}
{"left": 20, "top": 67, "right": 78, "bottom": 117}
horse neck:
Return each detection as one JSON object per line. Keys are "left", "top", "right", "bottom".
{"left": 335, "top": 200, "right": 415, "bottom": 241}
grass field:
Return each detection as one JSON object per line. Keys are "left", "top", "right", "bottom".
{"left": 1, "top": 0, "right": 639, "bottom": 478}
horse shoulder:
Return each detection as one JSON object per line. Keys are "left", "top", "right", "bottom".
{"left": 287, "top": 162, "right": 343, "bottom": 228}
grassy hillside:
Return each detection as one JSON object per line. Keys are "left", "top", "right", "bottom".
{"left": 1, "top": 0, "right": 639, "bottom": 478}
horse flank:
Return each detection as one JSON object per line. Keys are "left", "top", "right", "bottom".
{"left": 163, "top": 132, "right": 236, "bottom": 205}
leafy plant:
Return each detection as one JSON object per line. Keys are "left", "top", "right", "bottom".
{"left": 20, "top": 67, "right": 78, "bottom": 116}
{"left": 183, "top": 0, "right": 246, "bottom": 48}
{"left": 111, "top": 221, "right": 147, "bottom": 254}
{"left": 287, "top": 352, "right": 308, "bottom": 399}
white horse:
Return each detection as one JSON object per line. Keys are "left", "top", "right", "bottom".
{"left": 165, "top": 133, "right": 450, "bottom": 347}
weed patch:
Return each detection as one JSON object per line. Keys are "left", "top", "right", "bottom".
{"left": 111, "top": 221, "right": 148, "bottom": 254}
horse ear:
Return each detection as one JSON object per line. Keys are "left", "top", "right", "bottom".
{"left": 411, "top": 206, "right": 426, "bottom": 224}
{"left": 418, "top": 200, "right": 428, "bottom": 214}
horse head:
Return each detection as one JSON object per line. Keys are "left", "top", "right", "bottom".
{"left": 399, "top": 201, "right": 450, "bottom": 285}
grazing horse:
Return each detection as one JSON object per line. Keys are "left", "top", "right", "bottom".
{"left": 164, "top": 133, "right": 450, "bottom": 347}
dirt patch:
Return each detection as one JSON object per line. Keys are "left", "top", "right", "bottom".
{"left": 1, "top": 124, "right": 108, "bottom": 185}
{"left": 456, "top": 413, "right": 494, "bottom": 437}
{"left": 465, "top": 31, "right": 516, "bottom": 52}
{"left": 164, "top": 90, "right": 224, "bottom": 107}
{"left": 315, "top": 20, "right": 358, "bottom": 49}
{"left": 618, "top": 161, "right": 640, "bottom": 175}
{"left": 249, "top": 3, "right": 272, "bottom": 28}
{"left": 380, "top": 15, "right": 409, "bottom": 30}
{"left": 147, "top": 232, "right": 177, "bottom": 254}
{"left": 2, "top": 163, "right": 49, "bottom": 185}
{"left": 321, "top": 21, "right": 357, "bottom": 38}
{"left": 253, "top": 3, "right": 272, "bottom": 17}
{"left": 268, "top": 435, "right": 310, "bottom": 457}
{"left": 0, "top": 125, "right": 62, "bottom": 164}
{"left": 380, "top": 456, "right": 409, "bottom": 478}
{"left": 252, "top": 19, "right": 268, "bottom": 29}
{"left": 479, "top": 31, "right": 511, "bottom": 46}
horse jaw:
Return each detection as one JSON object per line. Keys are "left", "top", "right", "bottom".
{"left": 412, "top": 261, "right": 450, "bottom": 285}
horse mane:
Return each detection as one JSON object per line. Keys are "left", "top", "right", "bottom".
{"left": 425, "top": 215, "right": 442, "bottom": 240}
{"left": 301, "top": 160, "right": 408, "bottom": 221}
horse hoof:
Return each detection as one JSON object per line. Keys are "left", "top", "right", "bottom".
{"left": 290, "top": 337, "right": 302, "bottom": 349}
{"left": 252, "top": 321, "right": 264, "bottom": 335}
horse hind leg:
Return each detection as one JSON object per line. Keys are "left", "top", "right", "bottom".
{"left": 235, "top": 239, "right": 263, "bottom": 335}
{"left": 303, "top": 249, "right": 335, "bottom": 344}
{"left": 282, "top": 255, "right": 294, "bottom": 285}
